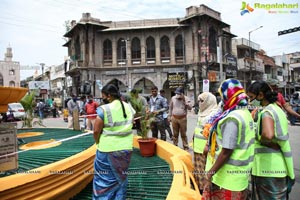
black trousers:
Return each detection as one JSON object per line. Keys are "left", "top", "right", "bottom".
{"left": 151, "top": 119, "right": 166, "bottom": 141}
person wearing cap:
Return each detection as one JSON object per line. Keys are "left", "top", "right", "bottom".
{"left": 266, "top": 78, "right": 300, "bottom": 122}
{"left": 169, "top": 86, "right": 192, "bottom": 150}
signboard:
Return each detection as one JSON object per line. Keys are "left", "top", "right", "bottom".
{"left": 167, "top": 72, "right": 187, "bottom": 89}
{"left": 226, "top": 67, "right": 237, "bottom": 78}
{"left": 225, "top": 55, "right": 237, "bottom": 78}
{"left": 0, "top": 123, "right": 18, "bottom": 172}
{"left": 208, "top": 71, "right": 219, "bottom": 82}
{"left": 66, "top": 76, "right": 73, "bottom": 87}
{"left": 28, "top": 81, "right": 50, "bottom": 90}
{"left": 39, "top": 89, "right": 48, "bottom": 94}
{"left": 203, "top": 79, "right": 209, "bottom": 92}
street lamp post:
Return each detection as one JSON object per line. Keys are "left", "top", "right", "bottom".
{"left": 122, "top": 39, "right": 129, "bottom": 91}
{"left": 36, "top": 63, "right": 45, "bottom": 79}
{"left": 36, "top": 62, "right": 46, "bottom": 99}
{"left": 219, "top": 35, "right": 224, "bottom": 82}
{"left": 248, "top": 26, "right": 263, "bottom": 81}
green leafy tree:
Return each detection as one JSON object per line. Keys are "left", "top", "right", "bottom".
{"left": 20, "top": 91, "right": 36, "bottom": 128}
{"left": 64, "top": 20, "right": 71, "bottom": 32}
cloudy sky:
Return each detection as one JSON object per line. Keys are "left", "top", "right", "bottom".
{"left": 0, "top": 0, "right": 299, "bottom": 79}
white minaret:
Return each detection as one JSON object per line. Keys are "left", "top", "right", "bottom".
{"left": 4, "top": 45, "right": 13, "bottom": 62}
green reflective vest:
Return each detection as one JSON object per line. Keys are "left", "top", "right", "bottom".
{"left": 97, "top": 100, "right": 135, "bottom": 152}
{"left": 206, "top": 109, "right": 255, "bottom": 191}
{"left": 252, "top": 103, "right": 295, "bottom": 179}
{"left": 193, "top": 110, "right": 219, "bottom": 153}
{"left": 193, "top": 115, "right": 209, "bottom": 154}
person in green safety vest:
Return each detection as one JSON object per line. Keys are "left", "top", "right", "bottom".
{"left": 93, "top": 84, "right": 136, "bottom": 200}
{"left": 247, "top": 81, "right": 295, "bottom": 200}
{"left": 202, "top": 79, "right": 255, "bottom": 200}
{"left": 192, "top": 92, "right": 220, "bottom": 194}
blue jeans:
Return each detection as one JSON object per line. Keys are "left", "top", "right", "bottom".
{"left": 39, "top": 110, "right": 44, "bottom": 119}
{"left": 290, "top": 107, "right": 299, "bottom": 125}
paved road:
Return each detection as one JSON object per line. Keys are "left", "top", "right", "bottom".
{"left": 17, "top": 112, "right": 300, "bottom": 199}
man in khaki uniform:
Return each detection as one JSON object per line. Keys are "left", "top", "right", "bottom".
{"left": 169, "top": 87, "right": 192, "bottom": 150}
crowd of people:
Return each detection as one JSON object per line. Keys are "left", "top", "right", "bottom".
{"left": 193, "top": 79, "right": 295, "bottom": 200}
{"left": 61, "top": 79, "right": 296, "bottom": 199}
{"left": 66, "top": 85, "right": 193, "bottom": 148}
{"left": 35, "top": 98, "right": 59, "bottom": 119}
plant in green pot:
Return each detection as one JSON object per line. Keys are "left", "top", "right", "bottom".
{"left": 126, "top": 90, "right": 145, "bottom": 136}
{"left": 138, "top": 111, "right": 157, "bottom": 157}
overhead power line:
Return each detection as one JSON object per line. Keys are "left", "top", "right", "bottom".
{"left": 0, "top": 15, "right": 61, "bottom": 29}
{"left": 0, "top": 19, "right": 60, "bottom": 33}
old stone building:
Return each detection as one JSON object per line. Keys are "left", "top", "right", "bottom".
{"left": 0, "top": 46, "right": 20, "bottom": 87}
{"left": 63, "top": 4, "right": 235, "bottom": 103}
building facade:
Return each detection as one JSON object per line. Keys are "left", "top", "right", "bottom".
{"left": 49, "top": 64, "right": 66, "bottom": 108}
{"left": 0, "top": 46, "right": 20, "bottom": 87}
{"left": 63, "top": 4, "right": 236, "bottom": 103}
{"left": 232, "top": 38, "right": 264, "bottom": 88}
{"left": 288, "top": 52, "right": 300, "bottom": 92}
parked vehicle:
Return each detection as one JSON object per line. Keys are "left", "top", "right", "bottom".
{"left": 6, "top": 103, "right": 25, "bottom": 120}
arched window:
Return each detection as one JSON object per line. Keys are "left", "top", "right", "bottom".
{"left": 208, "top": 27, "right": 217, "bottom": 56}
{"left": 9, "top": 81, "right": 15, "bottom": 87}
{"left": 160, "top": 36, "right": 170, "bottom": 60}
{"left": 103, "top": 39, "right": 112, "bottom": 64}
{"left": 226, "top": 40, "right": 230, "bottom": 54}
{"left": 9, "top": 69, "right": 15, "bottom": 75}
{"left": 131, "top": 37, "right": 141, "bottom": 61}
{"left": 75, "top": 36, "right": 81, "bottom": 60}
{"left": 117, "top": 38, "right": 127, "bottom": 65}
{"left": 0, "top": 73, "right": 3, "bottom": 86}
{"left": 175, "top": 34, "right": 184, "bottom": 62}
{"left": 146, "top": 36, "right": 155, "bottom": 60}
{"left": 198, "top": 33, "right": 203, "bottom": 59}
